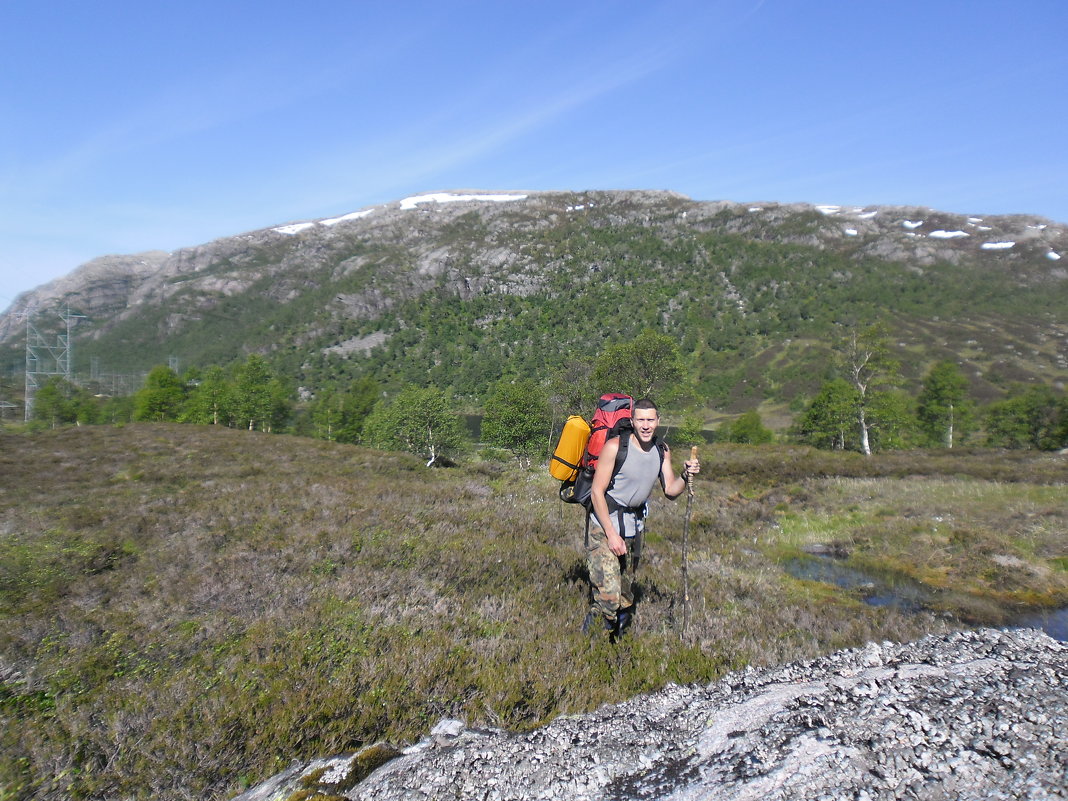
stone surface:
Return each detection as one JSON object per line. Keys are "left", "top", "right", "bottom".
{"left": 234, "top": 627, "right": 1067, "bottom": 800}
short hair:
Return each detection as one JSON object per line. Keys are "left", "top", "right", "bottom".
{"left": 633, "top": 398, "right": 659, "bottom": 414}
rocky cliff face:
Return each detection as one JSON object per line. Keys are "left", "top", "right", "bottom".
{"left": 0, "top": 251, "right": 169, "bottom": 343}
{"left": 234, "top": 627, "right": 1066, "bottom": 801}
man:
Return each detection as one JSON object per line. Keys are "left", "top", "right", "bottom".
{"left": 585, "top": 398, "right": 700, "bottom": 640}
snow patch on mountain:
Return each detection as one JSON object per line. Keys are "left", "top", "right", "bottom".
{"left": 399, "top": 192, "right": 528, "bottom": 210}
{"left": 322, "top": 209, "right": 376, "bottom": 226}
{"left": 273, "top": 222, "right": 316, "bottom": 235}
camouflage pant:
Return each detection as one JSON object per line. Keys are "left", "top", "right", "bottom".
{"left": 585, "top": 519, "right": 643, "bottom": 622}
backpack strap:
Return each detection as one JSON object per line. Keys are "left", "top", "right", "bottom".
{"left": 656, "top": 438, "right": 668, "bottom": 492}
{"left": 605, "top": 431, "right": 630, "bottom": 494}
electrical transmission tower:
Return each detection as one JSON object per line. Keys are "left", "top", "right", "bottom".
{"left": 0, "top": 358, "right": 16, "bottom": 421}
{"left": 24, "top": 307, "right": 85, "bottom": 422}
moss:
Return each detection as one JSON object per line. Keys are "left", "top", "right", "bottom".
{"left": 347, "top": 743, "right": 403, "bottom": 787}
{"left": 295, "top": 744, "right": 401, "bottom": 798}
{"left": 285, "top": 791, "right": 346, "bottom": 801}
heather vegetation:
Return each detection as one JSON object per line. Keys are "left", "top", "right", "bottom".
{"left": 1, "top": 424, "right": 1065, "bottom": 800}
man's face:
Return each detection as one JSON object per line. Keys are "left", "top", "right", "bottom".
{"left": 632, "top": 408, "right": 659, "bottom": 444}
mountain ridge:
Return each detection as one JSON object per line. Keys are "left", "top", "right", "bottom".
{"left": 2, "top": 190, "right": 1066, "bottom": 411}
{"left": 5, "top": 190, "right": 1064, "bottom": 333}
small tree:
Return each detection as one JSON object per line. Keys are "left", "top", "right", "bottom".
{"left": 365, "top": 385, "right": 466, "bottom": 466}
{"left": 311, "top": 388, "right": 345, "bottom": 441}
{"left": 72, "top": 391, "right": 101, "bottom": 425}
{"left": 791, "top": 378, "right": 859, "bottom": 450}
{"left": 31, "top": 377, "right": 76, "bottom": 428}
{"left": 134, "top": 366, "right": 186, "bottom": 422}
{"left": 265, "top": 377, "right": 292, "bottom": 434}
{"left": 672, "top": 413, "right": 707, "bottom": 448}
{"left": 725, "top": 410, "right": 773, "bottom": 445}
{"left": 233, "top": 355, "right": 275, "bottom": 432}
{"left": 837, "top": 323, "right": 899, "bottom": 455}
{"left": 481, "top": 378, "right": 551, "bottom": 467}
{"left": 310, "top": 377, "right": 379, "bottom": 443}
{"left": 867, "top": 388, "right": 918, "bottom": 451}
{"left": 549, "top": 357, "right": 597, "bottom": 417}
{"left": 100, "top": 395, "right": 135, "bottom": 425}
{"left": 181, "top": 366, "right": 233, "bottom": 425}
{"left": 592, "top": 329, "right": 685, "bottom": 401}
{"left": 917, "top": 361, "right": 973, "bottom": 448}
{"left": 984, "top": 385, "right": 1067, "bottom": 450}
{"left": 346, "top": 377, "right": 381, "bottom": 443}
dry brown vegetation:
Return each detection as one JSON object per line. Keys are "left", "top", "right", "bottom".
{"left": 1, "top": 426, "right": 1065, "bottom": 800}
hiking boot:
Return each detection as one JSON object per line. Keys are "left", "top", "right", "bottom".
{"left": 582, "top": 610, "right": 595, "bottom": 634}
{"left": 582, "top": 610, "right": 614, "bottom": 636}
{"left": 610, "top": 606, "right": 634, "bottom": 642}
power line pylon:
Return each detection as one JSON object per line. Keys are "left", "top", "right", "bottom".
{"left": 24, "top": 307, "right": 86, "bottom": 422}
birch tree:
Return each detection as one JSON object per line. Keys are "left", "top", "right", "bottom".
{"left": 365, "top": 385, "right": 466, "bottom": 466}
{"left": 233, "top": 355, "right": 289, "bottom": 432}
{"left": 592, "top": 329, "right": 685, "bottom": 401}
{"left": 917, "top": 361, "right": 972, "bottom": 448}
{"left": 481, "top": 378, "right": 551, "bottom": 467}
{"left": 792, "top": 378, "right": 859, "bottom": 450}
{"left": 181, "top": 366, "right": 232, "bottom": 425}
{"left": 838, "top": 324, "right": 899, "bottom": 456}
{"left": 134, "top": 366, "right": 186, "bottom": 422}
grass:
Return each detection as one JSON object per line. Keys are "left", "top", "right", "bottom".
{"left": 770, "top": 476, "right": 1068, "bottom": 606}
{"left": 1, "top": 426, "right": 1065, "bottom": 800}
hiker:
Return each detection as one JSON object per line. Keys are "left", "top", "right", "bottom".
{"left": 585, "top": 398, "right": 699, "bottom": 639}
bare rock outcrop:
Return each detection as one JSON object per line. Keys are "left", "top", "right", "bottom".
{"left": 234, "top": 627, "right": 1066, "bottom": 800}
{"left": 0, "top": 251, "right": 168, "bottom": 342}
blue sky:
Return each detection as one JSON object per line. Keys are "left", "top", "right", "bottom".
{"left": 2, "top": 0, "right": 1066, "bottom": 309}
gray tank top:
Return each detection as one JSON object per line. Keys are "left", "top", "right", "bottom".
{"left": 607, "top": 437, "right": 662, "bottom": 509}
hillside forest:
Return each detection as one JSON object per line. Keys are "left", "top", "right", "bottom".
{"left": 10, "top": 324, "right": 1068, "bottom": 459}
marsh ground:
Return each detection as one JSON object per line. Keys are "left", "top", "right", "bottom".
{"left": 1, "top": 425, "right": 1065, "bottom": 800}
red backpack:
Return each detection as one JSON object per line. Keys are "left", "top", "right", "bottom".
{"left": 559, "top": 394, "right": 664, "bottom": 508}
{"left": 583, "top": 393, "right": 635, "bottom": 474}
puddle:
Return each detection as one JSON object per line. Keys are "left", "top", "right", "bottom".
{"left": 784, "top": 556, "right": 930, "bottom": 612}
{"left": 784, "top": 554, "right": 1067, "bottom": 642}
{"left": 1013, "top": 606, "right": 1068, "bottom": 641}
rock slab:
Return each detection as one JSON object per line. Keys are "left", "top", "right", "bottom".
{"left": 235, "top": 628, "right": 1066, "bottom": 800}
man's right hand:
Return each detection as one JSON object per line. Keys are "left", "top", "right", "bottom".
{"left": 606, "top": 530, "right": 628, "bottom": 556}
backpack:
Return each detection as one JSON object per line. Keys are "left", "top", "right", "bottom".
{"left": 554, "top": 394, "right": 666, "bottom": 509}
{"left": 549, "top": 415, "right": 591, "bottom": 482}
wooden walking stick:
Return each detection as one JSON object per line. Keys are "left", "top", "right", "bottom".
{"left": 682, "top": 445, "right": 697, "bottom": 636}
